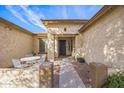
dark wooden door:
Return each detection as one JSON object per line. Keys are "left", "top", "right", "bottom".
{"left": 59, "top": 40, "right": 66, "bottom": 56}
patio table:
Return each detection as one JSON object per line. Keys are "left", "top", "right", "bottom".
{"left": 20, "top": 56, "right": 40, "bottom": 62}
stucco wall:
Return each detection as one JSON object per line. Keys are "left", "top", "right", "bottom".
{"left": 75, "top": 6, "right": 124, "bottom": 71}
{"left": 33, "top": 36, "right": 40, "bottom": 54}
{"left": 0, "top": 22, "right": 33, "bottom": 68}
{"left": 48, "top": 24, "right": 82, "bottom": 34}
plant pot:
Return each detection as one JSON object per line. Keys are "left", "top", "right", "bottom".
{"left": 77, "top": 57, "right": 85, "bottom": 63}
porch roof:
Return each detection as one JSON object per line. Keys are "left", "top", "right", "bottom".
{"left": 79, "top": 5, "right": 114, "bottom": 33}
{"left": 0, "top": 17, "right": 34, "bottom": 35}
{"left": 41, "top": 19, "right": 88, "bottom": 26}
{"left": 34, "top": 32, "right": 47, "bottom": 38}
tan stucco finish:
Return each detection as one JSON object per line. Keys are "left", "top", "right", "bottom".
{"left": 75, "top": 6, "right": 124, "bottom": 71}
{"left": 0, "top": 22, "right": 33, "bottom": 67}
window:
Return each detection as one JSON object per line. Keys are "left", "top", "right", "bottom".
{"left": 39, "top": 39, "right": 47, "bottom": 54}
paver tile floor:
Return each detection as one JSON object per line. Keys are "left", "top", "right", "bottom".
{"left": 53, "top": 57, "right": 90, "bottom": 88}
{"left": 59, "top": 58, "right": 86, "bottom": 88}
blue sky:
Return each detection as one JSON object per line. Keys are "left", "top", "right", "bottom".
{"left": 0, "top": 5, "right": 103, "bottom": 32}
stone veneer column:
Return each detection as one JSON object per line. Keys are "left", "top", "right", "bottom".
{"left": 39, "top": 62, "right": 53, "bottom": 88}
{"left": 54, "top": 37, "right": 59, "bottom": 59}
{"left": 47, "top": 32, "right": 55, "bottom": 62}
{"left": 72, "top": 38, "right": 75, "bottom": 57}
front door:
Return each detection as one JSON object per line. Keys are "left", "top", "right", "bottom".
{"left": 59, "top": 40, "right": 66, "bottom": 56}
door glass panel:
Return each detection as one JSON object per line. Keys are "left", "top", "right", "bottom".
{"left": 59, "top": 40, "right": 66, "bottom": 56}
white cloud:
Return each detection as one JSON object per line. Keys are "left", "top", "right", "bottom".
{"left": 19, "top": 5, "right": 46, "bottom": 30}
{"left": 61, "top": 6, "right": 68, "bottom": 19}
{"left": 5, "top": 6, "right": 29, "bottom": 24}
{"left": 71, "top": 6, "right": 85, "bottom": 19}
{"left": 5, "top": 5, "right": 46, "bottom": 31}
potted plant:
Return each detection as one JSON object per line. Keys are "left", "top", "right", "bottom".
{"left": 32, "top": 51, "right": 36, "bottom": 56}
{"left": 76, "top": 53, "right": 85, "bottom": 63}
{"left": 77, "top": 57, "right": 85, "bottom": 63}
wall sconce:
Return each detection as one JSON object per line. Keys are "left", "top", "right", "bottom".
{"left": 5, "top": 26, "right": 12, "bottom": 30}
{"left": 64, "top": 27, "right": 66, "bottom": 32}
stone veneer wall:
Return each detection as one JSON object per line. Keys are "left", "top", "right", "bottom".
{"left": 0, "top": 22, "right": 33, "bottom": 68}
{"left": 39, "top": 62, "right": 53, "bottom": 88}
{"left": 0, "top": 62, "right": 53, "bottom": 88}
{"left": 75, "top": 6, "right": 124, "bottom": 72}
{"left": 0, "top": 68, "right": 39, "bottom": 88}
{"left": 47, "top": 32, "right": 55, "bottom": 62}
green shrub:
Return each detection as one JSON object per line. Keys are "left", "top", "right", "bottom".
{"left": 102, "top": 72, "right": 124, "bottom": 88}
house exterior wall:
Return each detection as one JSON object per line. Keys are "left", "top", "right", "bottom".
{"left": 0, "top": 22, "right": 33, "bottom": 68}
{"left": 47, "top": 23, "right": 82, "bottom": 61}
{"left": 33, "top": 36, "right": 40, "bottom": 55}
{"left": 47, "top": 24, "right": 82, "bottom": 35}
{"left": 75, "top": 6, "right": 124, "bottom": 71}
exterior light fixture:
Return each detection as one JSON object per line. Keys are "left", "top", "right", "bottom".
{"left": 64, "top": 27, "right": 66, "bottom": 31}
